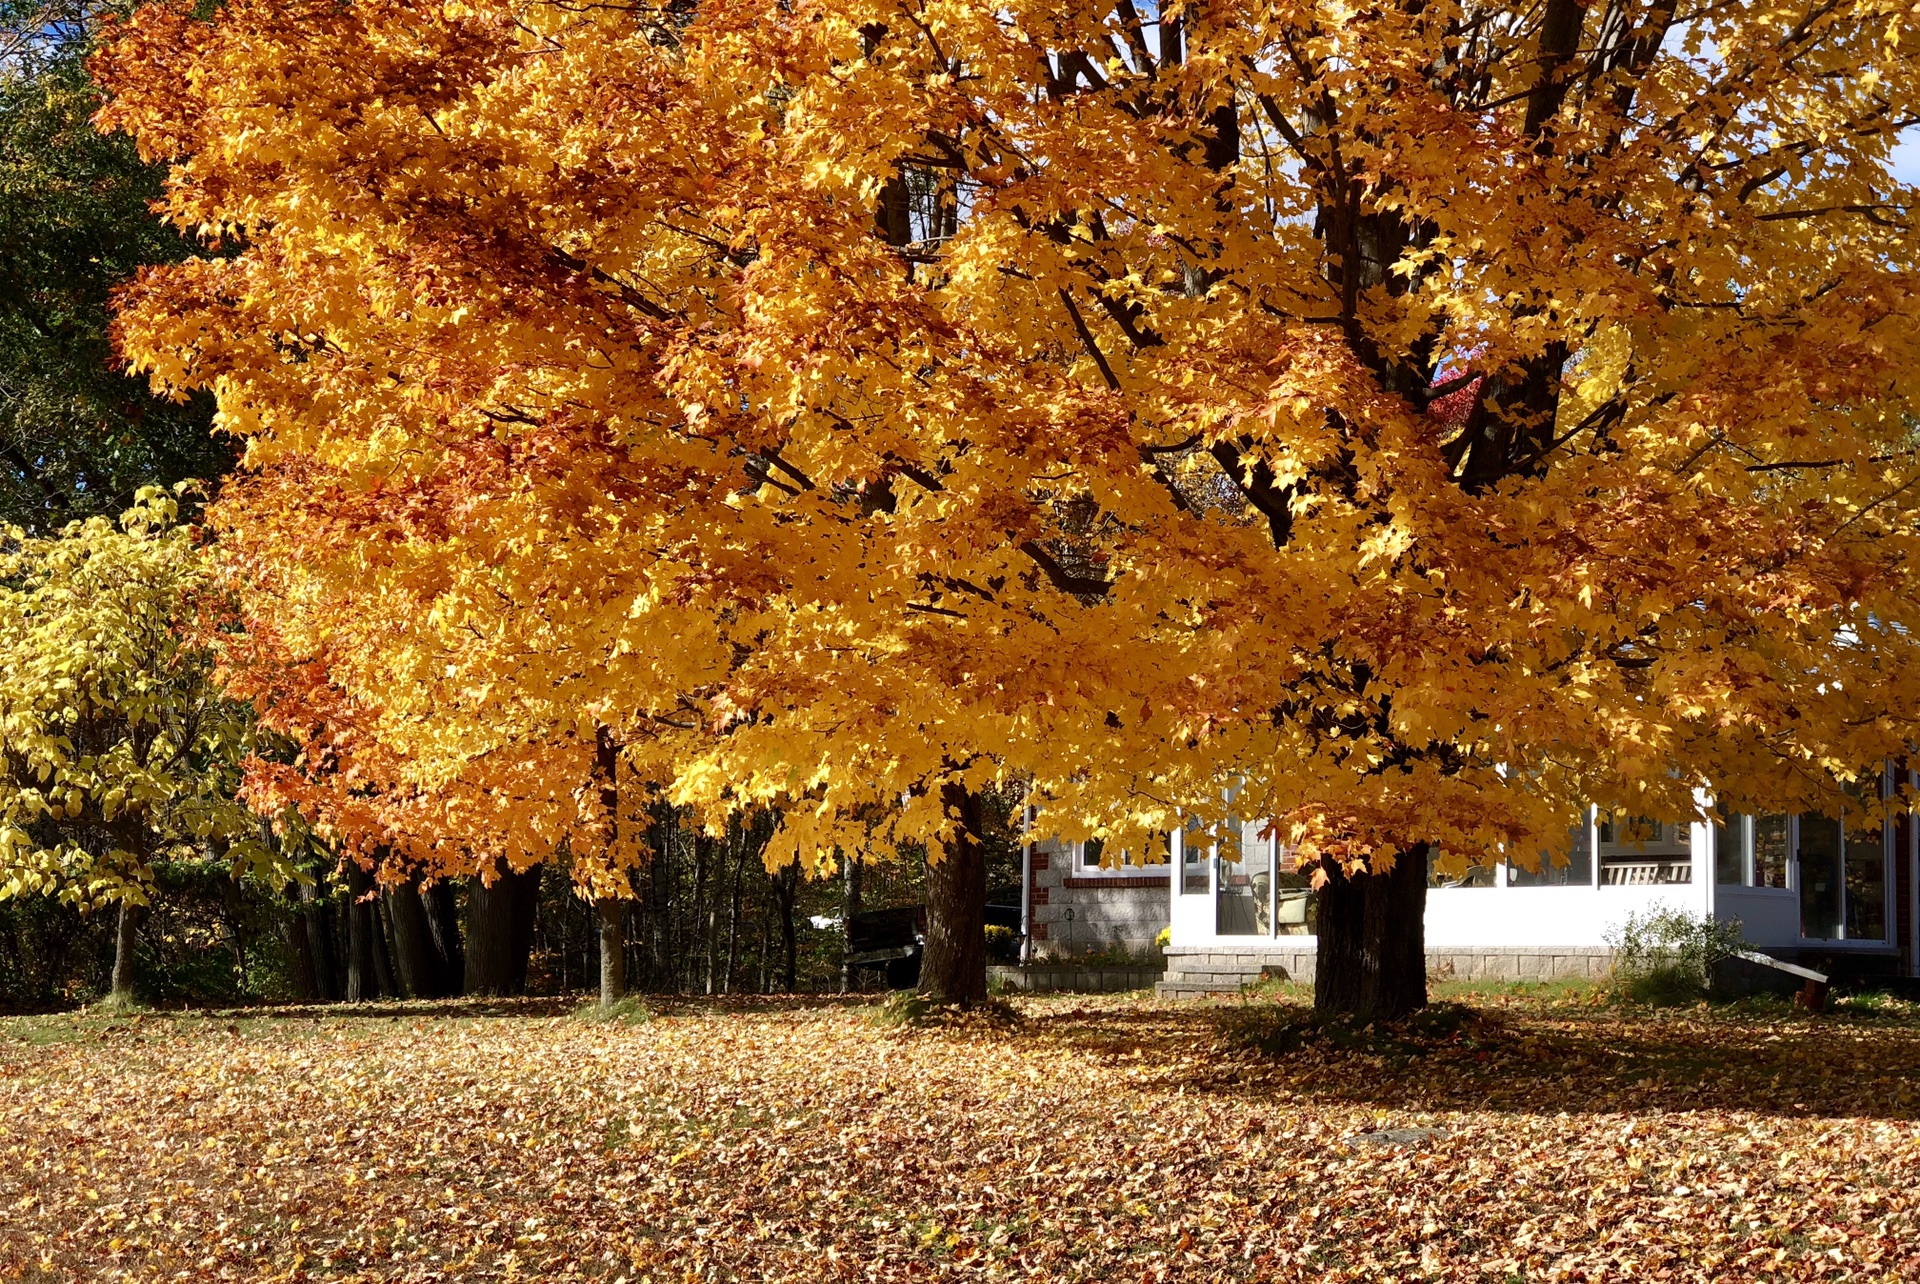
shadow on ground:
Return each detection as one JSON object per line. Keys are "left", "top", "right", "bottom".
{"left": 1013, "top": 996, "right": 1920, "bottom": 1123}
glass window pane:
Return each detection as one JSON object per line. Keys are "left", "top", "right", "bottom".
{"left": 1510, "top": 821, "right": 1592, "bottom": 887}
{"left": 1714, "top": 810, "right": 1745, "bottom": 885}
{"left": 1799, "top": 814, "right": 1843, "bottom": 938}
{"left": 1845, "top": 784, "right": 1887, "bottom": 941}
{"left": 1753, "top": 815, "right": 1789, "bottom": 888}
{"left": 1428, "top": 848, "right": 1494, "bottom": 888}
{"left": 1215, "top": 817, "right": 1270, "bottom": 936}
{"left": 1274, "top": 853, "right": 1315, "bottom": 936}
{"left": 1599, "top": 814, "right": 1691, "bottom": 884}
{"left": 1180, "top": 824, "right": 1208, "bottom": 894}
{"left": 1081, "top": 838, "right": 1104, "bottom": 870}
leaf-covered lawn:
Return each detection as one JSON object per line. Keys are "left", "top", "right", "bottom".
{"left": 3, "top": 991, "right": 1918, "bottom": 1282}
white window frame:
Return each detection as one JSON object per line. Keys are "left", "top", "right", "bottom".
{"left": 1068, "top": 838, "right": 1162, "bottom": 880}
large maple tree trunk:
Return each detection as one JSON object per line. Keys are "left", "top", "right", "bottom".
{"left": 422, "top": 881, "right": 465, "bottom": 995}
{"left": 597, "top": 899, "right": 626, "bottom": 1005}
{"left": 109, "top": 901, "right": 142, "bottom": 1006}
{"left": 1314, "top": 844, "right": 1429, "bottom": 1021}
{"left": 919, "top": 782, "right": 988, "bottom": 1007}
{"left": 465, "top": 861, "right": 543, "bottom": 996}
{"left": 385, "top": 879, "right": 443, "bottom": 998}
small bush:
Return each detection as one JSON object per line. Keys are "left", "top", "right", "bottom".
{"left": 1605, "top": 908, "right": 1745, "bottom": 1006}
{"left": 1154, "top": 926, "right": 1171, "bottom": 951}
{"left": 984, "top": 923, "right": 1017, "bottom": 962}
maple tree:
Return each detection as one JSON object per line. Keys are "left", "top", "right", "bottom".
{"left": 101, "top": 0, "right": 1920, "bottom": 1016}
{"left": 0, "top": 487, "right": 278, "bottom": 1004}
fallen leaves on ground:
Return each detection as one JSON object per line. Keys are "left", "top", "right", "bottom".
{"left": 3, "top": 991, "right": 1917, "bottom": 1281}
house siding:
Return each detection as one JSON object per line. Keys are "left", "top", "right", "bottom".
{"left": 1028, "top": 838, "right": 1169, "bottom": 960}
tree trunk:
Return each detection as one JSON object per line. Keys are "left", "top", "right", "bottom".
{"left": 422, "top": 881, "right": 464, "bottom": 996}
{"left": 109, "top": 900, "right": 143, "bottom": 1006}
{"left": 345, "top": 863, "right": 380, "bottom": 1002}
{"left": 723, "top": 818, "right": 745, "bottom": 994}
{"left": 282, "top": 900, "right": 322, "bottom": 1002}
{"left": 385, "top": 879, "right": 440, "bottom": 998}
{"left": 465, "top": 861, "right": 543, "bottom": 996}
{"left": 840, "top": 853, "right": 863, "bottom": 993}
{"left": 1313, "top": 844, "right": 1429, "bottom": 1021}
{"left": 370, "top": 890, "right": 398, "bottom": 999}
{"left": 919, "top": 782, "right": 988, "bottom": 1006}
{"left": 647, "top": 804, "right": 674, "bottom": 990}
{"left": 295, "top": 879, "right": 340, "bottom": 1001}
{"left": 775, "top": 861, "right": 798, "bottom": 992}
{"left": 597, "top": 898, "right": 626, "bottom": 1005}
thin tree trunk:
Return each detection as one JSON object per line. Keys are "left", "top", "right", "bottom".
{"left": 109, "top": 901, "right": 143, "bottom": 1006}
{"left": 756, "top": 880, "right": 772, "bottom": 993}
{"left": 919, "top": 781, "right": 988, "bottom": 1006}
{"left": 465, "top": 860, "right": 544, "bottom": 996}
{"left": 649, "top": 805, "right": 674, "bottom": 991}
{"left": 840, "top": 853, "right": 863, "bottom": 993}
{"left": 422, "top": 880, "right": 464, "bottom": 996}
{"left": 385, "top": 879, "right": 439, "bottom": 998}
{"left": 1313, "top": 844, "right": 1429, "bottom": 1021}
{"left": 776, "top": 862, "right": 798, "bottom": 992}
{"left": 723, "top": 818, "right": 746, "bottom": 994}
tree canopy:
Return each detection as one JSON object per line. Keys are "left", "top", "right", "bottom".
{"left": 96, "top": 0, "right": 1920, "bottom": 1011}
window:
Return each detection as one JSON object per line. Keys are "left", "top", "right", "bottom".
{"left": 1796, "top": 773, "right": 1891, "bottom": 942}
{"left": 1799, "top": 813, "right": 1843, "bottom": 939}
{"left": 1074, "top": 837, "right": 1157, "bottom": 878}
{"left": 1215, "top": 818, "right": 1271, "bottom": 936}
{"left": 1753, "top": 815, "right": 1789, "bottom": 889}
{"left": 1714, "top": 812, "right": 1789, "bottom": 889}
{"left": 1844, "top": 778, "right": 1887, "bottom": 940}
{"left": 1598, "top": 816, "right": 1691, "bottom": 884}
{"left": 1510, "top": 820, "right": 1594, "bottom": 887}
{"left": 1428, "top": 847, "right": 1495, "bottom": 888}
{"left": 1714, "top": 810, "right": 1745, "bottom": 885}
{"left": 1179, "top": 823, "right": 1209, "bottom": 895}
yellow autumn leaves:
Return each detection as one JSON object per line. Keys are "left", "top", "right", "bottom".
{"left": 0, "top": 487, "right": 280, "bottom": 907}
{"left": 82, "top": 0, "right": 1920, "bottom": 884}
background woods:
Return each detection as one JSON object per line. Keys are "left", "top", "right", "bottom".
{"left": 2, "top": 794, "right": 1030, "bottom": 1010}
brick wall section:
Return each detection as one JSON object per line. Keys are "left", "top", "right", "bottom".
{"left": 1028, "top": 838, "right": 1170, "bottom": 960}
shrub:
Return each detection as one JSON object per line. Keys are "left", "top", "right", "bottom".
{"left": 1154, "top": 926, "right": 1171, "bottom": 951}
{"left": 984, "top": 923, "right": 1017, "bottom": 962}
{"left": 1605, "top": 908, "right": 1745, "bottom": 1006}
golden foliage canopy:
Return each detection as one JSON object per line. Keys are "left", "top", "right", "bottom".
{"left": 99, "top": 0, "right": 1920, "bottom": 876}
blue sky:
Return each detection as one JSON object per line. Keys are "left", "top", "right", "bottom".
{"left": 1894, "top": 129, "right": 1920, "bottom": 188}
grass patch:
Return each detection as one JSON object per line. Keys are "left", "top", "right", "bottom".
{"left": 868, "top": 990, "right": 1023, "bottom": 1031}
{"left": 572, "top": 995, "right": 652, "bottom": 1025}
{"left": 1220, "top": 999, "right": 1500, "bottom": 1058}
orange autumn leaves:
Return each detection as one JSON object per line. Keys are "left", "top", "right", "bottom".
{"left": 95, "top": 0, "right": 1920, "bottom": 881}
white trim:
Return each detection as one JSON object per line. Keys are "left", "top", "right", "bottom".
{"left": 1067, "top": 838, "right": 1168, "bottom": 879}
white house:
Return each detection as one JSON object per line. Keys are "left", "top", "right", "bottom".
{"left": 1020, "top": 769, "right": 1918, "bottom": 995}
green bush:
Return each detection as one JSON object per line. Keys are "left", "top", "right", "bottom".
{"left": 1605, "top": 908, "right": 1745, "bottom": 1006}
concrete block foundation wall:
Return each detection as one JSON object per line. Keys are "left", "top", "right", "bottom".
{"left": 1158, "top": 945, "right": 1615, "bottom": 998}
